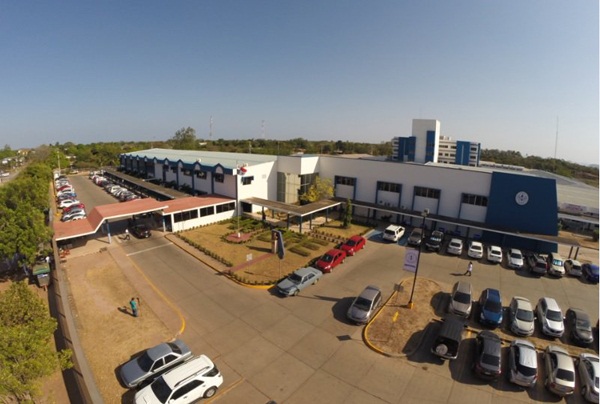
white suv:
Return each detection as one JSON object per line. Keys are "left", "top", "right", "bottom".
{"left": 382, "top": 225, "right": 405, "bottom": 242}
{"left": 135, "top": 355, "right": 223, "bottom": 404}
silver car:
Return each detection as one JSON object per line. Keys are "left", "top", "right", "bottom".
{"left": 507, "top": 248, "right": 524, "bottom": 269}
{"left": 544, "top": 345, "right": 575, "bottom": 396}
{"left": 508, "top": 339, "right": 538, "bottom": 388}
{"left": 509, "top": 296, "right": 535, "bottom": 336}
{"left": 347, "top": 285, "right": 382, "bottom": 325}
{"left": 577, "top": 353, "right": 599, "bottom": 403}
{"left": 119, "top": 339, "right": 192, "bottom": 388}
{"left": 448, "top": 281, "right": 472, "bottom": 318}
{"left": 446, "top": 238, "right": 463, "bottom": 256}
{"left": 564, "top": 259, "right": 583, "bottom": 277}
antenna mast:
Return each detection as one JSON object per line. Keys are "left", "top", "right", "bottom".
{"left": 554, "top": 116, "right": 558, "bottom": 171}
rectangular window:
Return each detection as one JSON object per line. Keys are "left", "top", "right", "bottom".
{"left": 414, "top": 186, "right": 440, "bottom": 199}
{"left": 461, "top": 193, "right": 488, "bottom": 207}
{"left": 241, "top": 176, "right": 254, "bottom": 185}
{"left": 216, "top": 202, "right": 235, "bottom": 213}
{"left": 173, "top": 209, "right": 199, "bottom": 223}
{"left": 182, "top": 169, "right": 192, "bottom": 176}
{"left": 171, "top": 167, "right": 178, "bottom": 173}
{"left": 377, "top": 181, "right": 401, "bottom": 193}
{"left": 335, "top": 176, "right": 356, "bottom": 186}
{"left": 195, "top": 170, "right": 207, "bottom": 179}
{"left": 200, "top": 206, "right": 215, "bottom": 217}
{"left": 214, "top": 173, "right": 224, "bottom": 183}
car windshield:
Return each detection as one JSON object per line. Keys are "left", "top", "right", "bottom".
{"left": 482, "top": 353, "right": 500, "bottom": 367}
{"left": 430, "top": 232, "right": 442, "bottom": 242}
{"left": 484, "top": 300, "right": 502, "bottom": 313}
{"left": 547, "top": 309, "right": 563, "bottom": 322}
{"left": 516, "top": 363, "right": 537, "bottom": 377}
{"left": 137, "top": 352, "right": 154, "bottom": 372}
{"left": 556, "top": 369, "right": 575, "bottom": 382}
{"left": 576, "top": 318, "right": 591, "bottom": 329}
{"left": 591, "top": 266, "right": 599, "bottom": 275}
{"left": 552, "top": 259, "right": 563, "bottom": 266}
{"left": 516, "top": 309, "right": 534, "bottom": 322}
{"left": 288, "top": 273, "right": 302, "bottom": 283}
{"left": 321, "top": 255, "right": 333, "bottom": 262}
{"left": 166, "top": 342, "right": 182, "bottom": 355}
{"left": 511, "top": 252, "right": 522, "bottom": 260}
{"left": 384, "top": 229, "right": 395, "bottom": 235}
{"left": 454, "top": 291, "right": 471, "bottom": 304}
{"left": 353, "top": 297, "right": 373, "bottom": 311}
{"left": 345, "top": 240, "right": 357, "bottom": 247}
{"left": 450, "top": 242, "right": 460, "bottom": 248}
{"left": 150, "top": 377, "right": 172, "bottom": 403}
{"left": 595, "top": 377, "right": 599, "bottom": 389}
{"left": 471, "top": 245, "right": 482, "bottom": 251}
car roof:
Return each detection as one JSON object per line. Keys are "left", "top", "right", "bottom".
{"left": 450, "top": 238, "right": 462, "bottom": 244}
{"left": 146, "top": 342, "right": 175, "bottom": 361}
{"left": 512, "top": 296, "right": 532, "bottom": 310}
{"left": 483, "top": 288, "right": 501, "bottom": 302}
{"left": 162, "top": 355, "right": 214, "bottom": 388}
{"left": 479, "top": 330, "right": 501, "bottom": 353}
{"left": 547, "top": 346, "right": 573, "bottom": 368}
{"left": 454, "top": 281, "right": 472, "bottom": 294}
{"left": 540, "top": 297, "right": 561, "bottom": 311}
{"left": 509, "top": 248, "right": 522, "bottom": 253}
{"left": 512, "top": 340, "right": 537, "bottom": 365}
{"left": 470, "top": 241, "right": 482, "bottom": 247}
{"left": 296, "top": 267, "right": 320, "bottom": 276}
{"left": 568, "top": 308, "right": 590, "bottom": 320}
{"left": 358, "top": 285, "right": 381, "bottom": 300}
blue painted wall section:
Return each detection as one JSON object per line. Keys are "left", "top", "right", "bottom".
{"left": 455, "top": 141, "right": 470, "bottom": 165}
{"left": 484, "top": 172, "right": 558, "bottom": 251}
{"left": 425, "top": 131, "right": 436, "bottom": 162}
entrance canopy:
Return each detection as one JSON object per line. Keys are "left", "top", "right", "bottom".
{"left": 242, "top": 197, "right": 342, "bottom": 217}
{"left": 54, "top": 199, "right": 169, "bottom": 241}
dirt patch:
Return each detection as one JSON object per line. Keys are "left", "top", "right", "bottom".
{"left": 63, "top": 251, "right": 172, "bottom": 403}
{"left": 366, "top": 277, "right": 448, "bottom": 355}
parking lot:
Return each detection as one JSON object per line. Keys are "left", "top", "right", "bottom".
{"left": 62, "top": 174, "right": 599, "bottom": 403}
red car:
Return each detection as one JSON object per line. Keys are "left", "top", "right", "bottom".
{"left": 340, "top": 235, "right": 366, "bottom": 256}
{"left": 62, "top": 203, "right": 85, "bottom": 214}
{"left": 315, "top": 249, "right": 346, "bottom": 273}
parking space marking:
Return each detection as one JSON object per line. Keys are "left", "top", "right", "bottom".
{"left": 126, "top": 242, "right": 174, "bottom": 256}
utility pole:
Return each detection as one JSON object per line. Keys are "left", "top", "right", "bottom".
{"left": 554, "top": 116, "right": 559, "bottom": 172}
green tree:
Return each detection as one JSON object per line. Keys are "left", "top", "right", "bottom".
{"left": 343, "top": 198, "right": 353, "bottom": 228}
{"left": 169, "top": 127, "right": 198, "bottom": 150}
{"left": 299, "top": 177, "right": 334, "bottom": 203}
{"left": 0, "top": 282, "right": 72, "bottom": 401}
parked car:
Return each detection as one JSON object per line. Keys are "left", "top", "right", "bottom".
{"left": 508, "top": 339, "right": 538, "bottom": 388}
{"left": 507, "top": 248, "right": 524, "bottom": 269}
{"left": 486, "top": 245, "right": 503, "bottom": 264}
{"left": 61, "top": 212, "right": 87, "bottom": 222}
{"left": 134, "top": 355, "right": 223, "bottom": 404}
{"left": 425, "top": 230, "right": 444, "bottom": 251}
{"left": 448, "top": 281, "right": 472, "bottom": 318}
{"left": 62, "top": 203, "right": 85, "bottom": 214}
{"left": 547, "top": 252, "right": 566, "bottom": 277}
{"left": 473, "top": 330, "right": 502, "bottom": 380}
{"left": 543, "top": 345, "right": 575, "bottom": 396}
{"left": 59, "top": 199, "right": 81, "bottom": 209}
{"left": 276, "top": 267, "right": 322, "bottom": 297}
{"left": 446, "top": 238, "right": 463, "bottom": 256}
{"left": 577, "top": 353, "right": 600, "bottom": 403}
{"left": 382, "top": 225, "right": 405, "bottom": 242}
{"left": 467, "top": 241, "right": 484, "bottom": 259}
{"left": 130, "top": 224, "right": 151, "bottom": 238}
{"left": 564, "top": 259, "right": 583, "bottom": 277}
{"left": 346, "top": 285, "right": 382, "bottom": 325}
{"left": 508, "top": 296, "right": 535, "bottom": 336}
{"left": 119, "top": 339, "right": 192, "bottom": 388}
{"left": 566, "top": 308, "right": 594, "bottom": 346}
{"left": 315, "top": 249, "right": 346, "bottom": 273}
{"left": 431, "top": 315, "right": 465, "bottom": 360}
{"left": 583, "top": 263, "right": 600, "bottom": 283}
{"left": 339, "top": 235, "right": 366, "bottom": 256}
{"left": 407, "top": 227, "right": 423, "bottom": 247}
{"left": 527, "top": 254, "right": 548, "bottom": 276}
{"left": 478, "top": 288, "right": 503, "bottom": 328}
{"left": 536, "top": 297, "right": 565, "bottom": 338}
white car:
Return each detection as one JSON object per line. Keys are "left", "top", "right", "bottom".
{"left": 382, "top": 225, "right": 405, "bottom": 242}
{"left": 544, "top": 345, "right": 575, "bottom": 396}
{"left": 508, "top": 339, "right": 538, "bottom": 388}
{"left": 564, "top": 259, "right": 583, "bottom": 277}
{"left": 577, "top": 353, "right": 599, "bottom": 403}
{"left": 58, "top": 199, "right": 81, "bottom": 209}
{"left": 487, "top": 245, "right": 502, "bottom": 264}
{"left": 507, "top": 248, "right": 524, "bottom": 269}
{"left": 135, "top": 355, "right": 223, "bottom": 404}
{"left": 536, "top": 297, "right": 565, "bottom": 338}
{"left": 62, "top": 212, "right": 87, "bottom": 222}
{"left": 467, "top": 241, "right": 483, "bottom": 259}
{"left": 446, "top": 238, "right": 463, "bottom": 256}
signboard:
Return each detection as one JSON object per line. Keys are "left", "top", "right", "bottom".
{"left": 403, "top": 249, "right": 419, "bottom": 272}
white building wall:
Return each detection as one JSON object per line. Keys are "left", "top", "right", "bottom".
{"left": 335, "top": 184, "right": 354, "bottom": 200}
{"left": 412, "top": 119, "right": 440, "bottom": 163}
{"left": 236, "top": 161, "right": 277, "bottom": 212}
{"left": 168, "top": 209, "right": 236, "bottom": 232}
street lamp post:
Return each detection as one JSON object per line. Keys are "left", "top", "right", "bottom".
{"left": 408, "top": 209, "right": 429, "bottom": 309}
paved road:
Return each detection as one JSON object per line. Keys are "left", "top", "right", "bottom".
{"left": 68, "top": 173, "right": 599, "bottom": 403}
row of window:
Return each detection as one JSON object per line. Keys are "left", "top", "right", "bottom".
{"left": 335, "top": 176, "right": 356, "bottom": 186}
{"left": 173, "top": 202, "right": 237, "bottom": 223}
{"left": 461, "top": 193, "right": 488, "bottom": 207}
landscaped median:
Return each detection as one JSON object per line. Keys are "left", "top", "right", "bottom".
{"left": 363, "top": 277, "right": 449, "bottom": 357}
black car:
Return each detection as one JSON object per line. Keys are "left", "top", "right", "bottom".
{"left": 131, "top": 224, "right": 151, "bottom": 238}
{"left": 566, "top": 308, "right": 594, "bottom": 346}
{"left": 425, "top": 230, "right": 443, "bottom": 251}
{"left": 473, "top": 330, "right": 502, "bottom": 380}
{"left": 582, "top": 263, "right": 599, "bottom": 283}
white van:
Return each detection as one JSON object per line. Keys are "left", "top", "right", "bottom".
{"left": 382, "top": 225, "right": 405, "bottom": 242}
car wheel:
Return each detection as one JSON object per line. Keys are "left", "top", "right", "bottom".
{"left": 434, "top": 343, "right": 448, "bottom": 356}
{"left": 293, "top": 289, "right": 299, "bottom": 296}
{"left": 313, "top": 278, "right": 319, "bottom": 284}
{"left": 204, "top": 386, "right": 218, "bottom": 398}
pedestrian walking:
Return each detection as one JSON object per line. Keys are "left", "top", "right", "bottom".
{"left": 124, "top": 228, "right": 130, "bottom": 240}
{"left": 130, "top": 297, "right": 138, "bottom": 317}
{"left": 464, "top": 261, "right": 473, "bottom": 276}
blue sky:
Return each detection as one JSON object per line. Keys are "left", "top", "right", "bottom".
{"left": 1, "top": 1, "right": 598, "bottom": 164}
